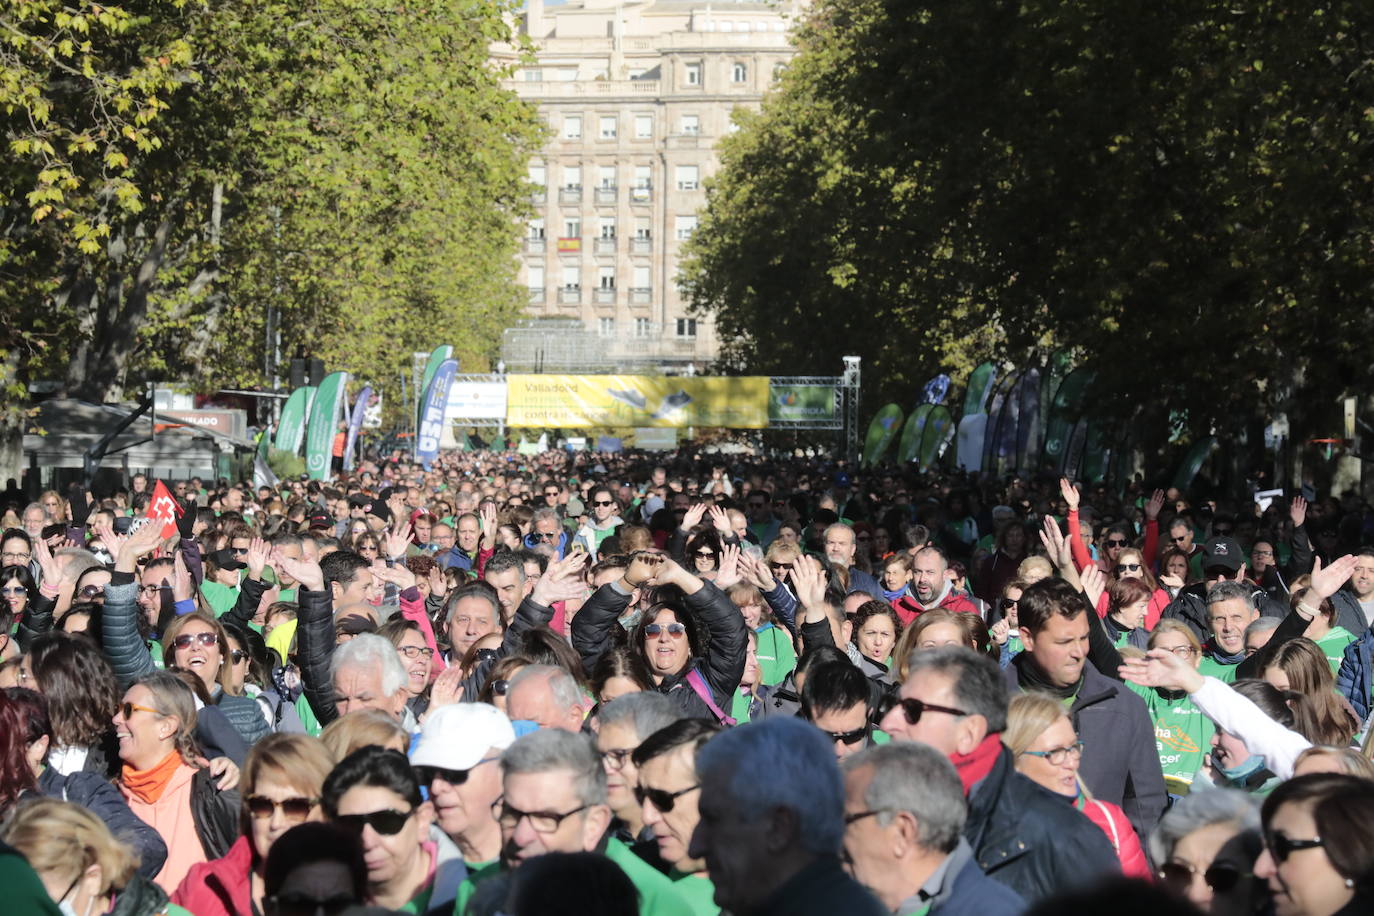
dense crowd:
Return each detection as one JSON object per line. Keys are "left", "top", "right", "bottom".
{"left": 1, "top": 449, "right": 1373, "bottom": 916}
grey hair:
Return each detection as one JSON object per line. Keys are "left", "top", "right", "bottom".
{"left": 508, "top": 664, "right": 582, "bottom": 711}
{"left": 823, "top": 522, "right": 854, "bottom": 544}
{"left": 842, "top": 743, "right": 966, "bottom": 853}
{"left": 54, "top": 547, "right": 100, "bottom": 573}
{"left": 903, "top": 645, "right": 1008, "bottom": 732}
{"left": 1244, "top": 616, "right": 1283, "bottom": 642}
{"left": 1148, "top": 788, "right": 1260, "bottom": 865}
{"left": 530, "top": 507, "right": 560, "bottom": 529}
{"left": 331, "top": 633, "right": 408, "bottom": 697}
{"left": 23, "top": 501, "right": 48, "bottom": 520}
{"left": 597, "top": 692, "right": 684, "bottom": 741}
{"left": 1207, "top": 580, "right": 1255, "bottom": 607}
{"left": 501, "top": 729, "right": 607, "bottom": 806}
{"left": 695, "top": 717, "right": 843, "bottom": 856}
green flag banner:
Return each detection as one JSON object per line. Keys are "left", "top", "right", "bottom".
{"left": 305, "top": 372, "right": 349, "bottom": 480}
{"left": 862, "top": 404, "right": 904, "bottom": 467}
{"left": 919, "top": 405, "right": 954, "bottom": 470}
{"left": 897, "top": 404, "right": 933, "bottom": 464}
{"left": 1042, "top": 368, "right": 1095, "bottom": 472}
{"left": 418, "top": 346, "right": 454, "bottom": 429}
{"left": 274, "top": 386, "right": 315, "bottom": 455}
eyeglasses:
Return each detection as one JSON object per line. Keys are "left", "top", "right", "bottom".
{"left": 533, "top": 531, "right": 558, "bottom": 541}
{"left": 414, "top": 758, "right": 500, "bottom": 789}
{"left": 878, "top": 695, "right": 968, "bottom": 726}
{"left": 1158, "top": 862, "right": 1245, "bottom": 893}
{"left": 1105, "top": 538, "right": 1129, "bottom": 548}
{"left": 1, "top": 585, "right": 26, "bottom": 595}
{"left": 247, "top": 795, "right": 318, "bottom": 821}
{"left": 634, "top": 783, "right": 700, "bottom": 813}
{"left": 1161, "top": 645, "right": 1199, "bottom": 658}
{"left": 600, "top": 748, "right": 636, "bottom": 770}
{"left": 230, "top": 649, "right": 249, "bottom": 664}
{"left": 397, "top": 645, "right": 435, "bottom": 660}
{"left": 172, "top": 632, "right": 219, "bottom": 651}
{"left": 1266, "top": 831, "right": 1325, "bottom": 863}
{"left": 493, "top": 798, "right": 589, "bottom": 833}
{"left": 333, "top": 808, "right": 414, "bottom": 837}
{"left": 78, "top": 584, "right": 104, "bottom": 598}
{"left": 592, "top": 500, "right": 615, "bottom": 507}
{"left": 139, "top": 584, "right": 167, "bottom": 596}
{"left": 1115, "top": 563, "right": 1142, "bottom": 574}
{"left": 644, "top": 623, "right": 686, "bottom": 638}
{"left": 119, "top": 702, "right": 162, "bottom": 720}
{"left": 843, "top": 809, "right": 889, "bottom": 826}
{"left": 1, "top": 551, "right": 30, "bottom": 562}
{"left": 1019, "top": 740, "right": 1085, "bottom": 766}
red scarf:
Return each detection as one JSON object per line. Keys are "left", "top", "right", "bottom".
{"left": 949, "top": 733, "right": 1003, "bottom": 795}
{"left": 121, "top": 750, "right": 183, "bottom": 804}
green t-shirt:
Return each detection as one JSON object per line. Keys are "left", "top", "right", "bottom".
{"left": 452, "top": 860, "right": 501, "bottom": 916}
{"left": 1126, "top": 681, "right": 1214, "bottom": 792}
{"left": 730, "top": 690, "right": 753, "bottom": 724}
{"left": 1198, "top": 656, "right": 1240, "bottom": 683}
{"left": 295, "top": 693, "right": 321, "bottom": 737}
{"left": 201, "top": 580, "right": 239, "bottom": 618}
{"left": 754, "top": 624, "right": 796, "bottom": 687}
{"left": 1316, "top": 626, "right": 1357, "bottom": 674}
{"left": 670, "top": 871, "right": 720, "bottom": 916}
{"left": 604, "top": 837, "right": 695, "bottom": 916}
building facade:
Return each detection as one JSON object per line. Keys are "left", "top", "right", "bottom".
{"left": 495, "top": 0, "right": 804, "bottom": 373}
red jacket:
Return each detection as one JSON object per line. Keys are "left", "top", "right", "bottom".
{"left": 1080, "top": 797, "right": 1151, "bottom": 879}
{"left": 892, "top": 589, "right": 980, "bottom": 626}
{"left": 172, "top": 834, "right": 253, "bottom": 916}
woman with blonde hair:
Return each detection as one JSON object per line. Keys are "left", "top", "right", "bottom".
{"left": 320, "top": 708, "right": 410, "bottom": 760}
{"left": 113, "top": 670, "right": 240, "bottom": 893}
{"left": 3, "top": 798, "right": 191, "bottom": 916}
{"left": 1123, "top": 620, "right": 1214, "bottom": 793}
{"left": 173, "top": 733, "right": 335, "bottom": 916}
{"left": 891, "top": 608, "right": 994, "bottom": 681}
{"left": 1005, "top": 692, "right": 1150, "bottom": 878}
{"left": 1293, "top": 744, "right": 1374, "bottom": 779}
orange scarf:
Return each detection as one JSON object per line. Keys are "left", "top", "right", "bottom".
{"left": 121, "top": 750, "right": 184, "bottom": 804}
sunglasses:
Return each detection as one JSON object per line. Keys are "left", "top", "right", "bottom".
{"left": 247, "top": 795, "right": 318, "bottom": 821}
{"left": 1171, "top": 535, "right": 1190, "bottom": 543}
{"left": 1, "top": 585, "right": 26, "bottom": 595}
{"left": 592, "top": 500, "right": 615, "bottom": 507}
{"left": 414, "top": 758, "right": 500, "bottom": 789}
{"left": 492, "top": 679, "right": 511, "bottom": 697}
{"left": 1265, "top": 831, "right": 1325, "bottom": 863}
{"left": 1115, "top": 563, "right": 1142, "bottom": 574}
{"left": 230, "top": 649, "right": 249, "bottom": 664}
{"left": 172, "top": 632, "right": 219, "bottom": 650}
{"left": 1213, "top": 527, "right": 1234, "bottom": 536}
{"left": 999, "top": 598, "right": 1019, "bottom": 610}
{"left": 78, "top": 584, "right": 105, "bottom": 598}
{"left": 533, "top": 532, "right": 558, "bottom": 541}
{"left": 769, "top": 562, "right": 793, "bottom": 571}
{"left": 645, "top": 623, "right": 687, "bottom": 638}
{"left": 333, "top": 808, "right": 413, "bottom": 837}
{"left": 878, "top": 695, "right": 968, "bottom": 726}
{"left": 1158, "top": 861, "right": 1246, "bottom": 893}
{"left": 634, "top": 783, "right": 700, "bottom": 813}
{"left": 119, "top": 701, "right": 161, "bottom": 720}
{"left": 1105, "top": 538, "right": 1129, "bottom": 548}
{"left": 821, "top": 725, "right": 868, "bottom": 746}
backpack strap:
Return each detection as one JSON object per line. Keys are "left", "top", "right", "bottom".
{"left": 684, "top": 668, "right": 737, "bottom": 727}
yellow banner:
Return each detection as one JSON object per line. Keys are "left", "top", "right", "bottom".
{"left": 506, "top": 375, "right": 769, "bottom": 428}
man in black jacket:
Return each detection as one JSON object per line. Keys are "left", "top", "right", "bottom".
{"left": 879, "top": 645, "right": 1119, "bottom": 903}
{"left": 1006, "top": 578, "right": 1166, "bottom": 841}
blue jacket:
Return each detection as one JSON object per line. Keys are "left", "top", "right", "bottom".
{"left": 926, "top": 839, "right": 1026, "bottom": 916}
{"left": 1337, "top": 626, "right": 1374, "bottom": 720}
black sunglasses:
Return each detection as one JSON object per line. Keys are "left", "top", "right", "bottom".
{"left": 877, "top": 695, "right": 969, "bottom": 726}
{"left": 332, "top": 808, "right": 413, "bottom": 837}
{"left": 247, "top": 795, "right": 317, "bottom": 821}
{"left": 821, "top": 724, "right": 868, "bottom": 746}
{"left": 1000, "top": 598, "right": 1018, "bottom": 610}
{"left": 414, "top": 759, "right": 499, "bottom": 789}
{"left": 1265, "top": 831, "right": 1325, "bottom": 863}
{"left": 1115, "top": 563, "right": 1142, "bottom": 574}
{"left": 1158, "top": 862, "right": 1245, "bottom": 893}
{"left": 634, "top": 783, "right": 700, "bottom": 813}
{"left": 1105, "top": 538, "right": 1129, "bottom": 548}
{"left": 592, "top": 499, "right": 615, "bottom": 507}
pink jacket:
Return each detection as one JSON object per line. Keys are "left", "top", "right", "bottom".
{"left": 1080, "top": 797, "right": 1151, "bottom": 879}
{"left": 172, "top": 834, "right": 253, "bottom": 916}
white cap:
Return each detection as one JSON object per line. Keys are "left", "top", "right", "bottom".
{"left": 411, "top": 703, "right": 516, "bottom": 770}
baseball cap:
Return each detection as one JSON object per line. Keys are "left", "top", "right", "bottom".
{"left": 1203, "top": 536, "right": 1244, "bottom": 572}
{"left": 411, "top": 703, "right": 516, "bottom": 770}
{"left": 210, "top": 548, "right": 247, "bottom": 571}
{"left": 306, "top": 510, "right": 334, "bottom": 530}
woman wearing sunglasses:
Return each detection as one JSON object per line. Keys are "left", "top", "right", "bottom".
{"left": 172, "top": 733, "right": 335, "bottom": 916}
{"left": 113, "top": 671, "right": 241, "bottom": 893}
{"left": 1093, "top": 546, "right": 1170, "bottom": 630}
{"left": 1254, "top": 773, "right": 1374, "bottom": 916}
{"left": 1149, "top": 789, "right": 1267, "bottom": 915}
{"left": 1004, "top": 691, "right": 1150, "bottom": 878}
{"left": 162, "top": 611, "right": 271, "bottom": 745}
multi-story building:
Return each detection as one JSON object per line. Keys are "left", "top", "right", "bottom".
{"left": 495, "top": 0, "right": 805, "bottom": 373}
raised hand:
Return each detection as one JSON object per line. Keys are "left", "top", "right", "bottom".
{"left": 679, "top": 502, "right": 707, "bottom": 532}
{"left": 1145, "top": 489, "right": 1166, "bottom": 522}
{"left": 533, "top": 550, "right": 591, "bottom": 606}
{"left": 715, "top": 543, "right": 742, "bottom": 590}
{"left": 244, "top": 536, "right": 271, "bottom": 580}
{"left": 33, "top": 536, "right": 65, "bottom": 587}
{"left": 790, "top": 554, "right": 828, "bottom": 611}
{"left": 1290, "top": 495, "right": 1308, "bottom": 529}
{"left": 172, "top": 551, "right": 194, "bottom": 602}
{"left": 427, "top": 564, "right": 447, "bottom": 598}
{"left": 708, "top": 504, "right": 733, "bottom": 536}
{"left": 1039, "top": 515, "right": 1070, "bottom": 569}
{"left": 373, "top": 559, "right": 417, "bottom": 590}
{"left": 385, "top": 522, "right": 413, "bottom": 561}
{"left": 1119, "top": 648, "right": 1204, "bottom": 694}
{"left": 1080, "top": 564, "right": 1107, "bottom": 610}
{"left": 990, "top": 617, "right": 1010, "bottom": 646}
{"left": 621, "top": 551, "right": 665, "bottom": 589}
{"left": 428, "top": 666, "right": 466, "bottom": 710}
{"left": 272, "top": 547, "right": 324, "bottom": 593}
{"left": 1158, "top": 573, "right": 1184, "bottom": 590}
{"left": 205, "top": 756, "right": 240, "bottom": 791}
{"left": 741, "top": 552, "right": 776, "bottom": 590}
{"left": 1309, "top": 554, "right": 1356, "bottom": 600}
{"left": 479, "top": 502, "right": 499, "bottom": 550}
{"left": 115, "top": 522, "right": 164, "bottom": 573}
{"left": 1059, "top": 477, "right": 1080, "bottom": 512}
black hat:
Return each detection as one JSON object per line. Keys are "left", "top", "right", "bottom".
{"left": 307, "top": 511, "right": 334, "bottom": 530}
{"left": 1203, "top": 536, "right": 1244, "bottom": 572}
{"left": 348, "top": 494, "right": 371, "bottom": 509}
{"left": 368, "top": 502, "right": 392, "bottom": 524}
{"left": 210, "top": 548, "right": 246, "bottom": 571}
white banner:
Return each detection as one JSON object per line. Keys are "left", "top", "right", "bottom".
{"left": 445, "top": 381, "right": 507, "bottom": 420}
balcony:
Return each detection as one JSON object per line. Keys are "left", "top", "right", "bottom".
{"left": 630, "top": 237, "right": 652, "bottom": 255}
{"left": 630, "top": 186, "right": 652, "bottom": 205}
{"left": 629, "top": 287, "right": 652, "bottom": 305}
{"left": 595, "top": 186, "right": 618, "bottom": 205}
{"left": 594, "top": 287, "right": 616, "bottom": 304}
{"left": 527, "top": 287, "right": 545, "bottom": 302}
{"left": 524, "top": 237, "right": 546, "bottom": 254}
{"left": 559, "top": 186, "right": 583, "bottom": 204}
{"left": 558, "top": 287, "right": 582, "bottom": 304}
{"left": 556, "top": 237, "right": 582, "bottom": 254}
{"left": 594, "top": 237, "right": 616, "bottom": 255}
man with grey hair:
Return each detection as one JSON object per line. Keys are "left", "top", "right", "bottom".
{"left": 505, "top": 664, "right": 586, "bottom": 732}
{"left": 689, "top": 717, "right": 885, "bottom": 915}
{"left": 331, "top": 632, "right": 412, "bottom": 722}
{"left": 455, "top": 729, "right": 692, "bottom": 916}
{"left": 840, "top": 743, "right": 1024, "bottom": 916}
{"left": 1243, "top": 615, "right": 1283, "bottom": 658}
{"left": 596, "top": 693, "right": 684, "bottom": 849}
{"left": 822, "top": 522, "right": 881, "bottom": 596}
{"left": 1161, "top": 535, "right": 1290, "bottom": 646}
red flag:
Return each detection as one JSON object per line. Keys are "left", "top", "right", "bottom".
{"left": 146, "top": 480, "right": 183, "bottom": 539}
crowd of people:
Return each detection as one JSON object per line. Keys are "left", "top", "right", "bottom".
{"left": 1, "top": 449, "right": 1373, "bottom": 915}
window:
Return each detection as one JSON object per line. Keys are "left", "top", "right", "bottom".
{"left": 598, "top": 317, "right": 615, "bottom": 337}
{"left": 524, "top": 69, "right": 542, "bottom": 81}
{"left": 633, "top": 165, "right": 652, "bottom": 189}
{"left": 528, "top": 266, "right": 545, "bottom": 289}
{"left": 562, "top": 165, "right": 582, "bottom": 190}
{"left": 675, "top": 165, "right": 699, "bottom": 191}
{"left": 561, "top": 266, "right": 581, "bottom": 289}
{"left": 598, "top": 266, "right": 616, "bottom": 289}
{"left": 633, "top": 265, "right": 651, "bottom": 287}
{"left": 564, "top": 218, "right": 581, "bottom": 237}
{"left": 634, "top": 218, "right": 651, "bottom": 239}
{"left": 635, "top": 318, "right": 652, "bottom": 337}
{"left": 562, "top": 115, "right": 582, "bottom": 140}
{"left": 634, "top": 115, "right": 653, "bottom": 139}
{"left": 598, "top": 166, "right": 616, "bottom": 188}
{"left": 732, "top": 63, "right": 748, "bottom": 83}
{"left": 684, "top": 63, "right": 701, "bottom": 86}
{"left": 528, "top": 164, "right": 546, "bottom": 187}
{"left": 599, "top": 115, "right": 617, "bottom": 139}
{"left": 676, "top": 318, "right": 698, "bottom": 338}
{"left": 528, "top": 218, "right": 545, "bottom": 239}
{"left": 680, "top": 114, "right": 700, "bottom": 135}
{"left": 599, "top": 217, "right": 616, "bottom": 239}
{"left": 675, "top": 215, "right": 698, "bottom": 239}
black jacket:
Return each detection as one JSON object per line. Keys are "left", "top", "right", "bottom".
{"left": 189, "top": 766, "right": 241, "bottom": 861}
{"left": 296, "top": 585, "right": 342, "bottom": 725}
{"left": 965, "top": 745, "right": 1121, "bottom": 903}
{"left": 572, "top": 579, "right": 747, "bottom": 720}
{"left": 37, "top": 767, "right": 167, "bottom": 879}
